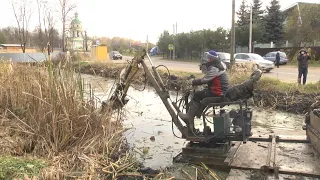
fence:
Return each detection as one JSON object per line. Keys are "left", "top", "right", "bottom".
{"left": 0, "top": 52, "right": 62, "bottom": 62}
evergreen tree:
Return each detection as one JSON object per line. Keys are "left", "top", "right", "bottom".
{"left": 236, "top": 0, "right": 250, "bottom": 26}
{"left": 252, "top": 0, "right": 264, "bottom": 23}
{"left": 264, "top": 0, "right": 284, "bottom": 43}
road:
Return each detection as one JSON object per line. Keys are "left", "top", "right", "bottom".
{"left": 115, "top": 56, "right": 320, "bottom": 83}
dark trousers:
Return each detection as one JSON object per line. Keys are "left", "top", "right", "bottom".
{"left": 298, "top": 67, "right": 308, "bottom": 85}
{"left": 276, "top": 60, "right": 280, "bottom": 68}
{"left": 193, "top": 89, "right": 216, "bottom": 103}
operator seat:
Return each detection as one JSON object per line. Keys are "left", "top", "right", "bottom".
{"left": 200, "top": 96, "right": 225, "bottom": 107}
{"left": 195, "top": 69, "right": 263, "bottom": 118}
{"left": 196, "top": 95, "right": 225, "bottom": 118}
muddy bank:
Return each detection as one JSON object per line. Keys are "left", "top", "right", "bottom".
{"left": 254, "top": 89, "right": 320, "bottom": 114}
{"left": 77, "top": 63, "right": 320, "bottom": 115}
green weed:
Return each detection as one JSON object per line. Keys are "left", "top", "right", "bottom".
{"left": 0, "top": 156, "right": 46, "bottom": 179}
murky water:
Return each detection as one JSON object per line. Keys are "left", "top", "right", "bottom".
{"left": 81, "top": 74, "right": 306, "bottom": 170}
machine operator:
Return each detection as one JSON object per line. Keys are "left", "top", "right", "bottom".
{"left": 178, "top": 50, "right": 229, "bottom": 133}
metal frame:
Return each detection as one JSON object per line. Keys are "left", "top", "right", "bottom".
{"left": 197, "top": 99, "right": 250, "bottom": 143}
{"left": 174, "top": 135, "right": 320, "bottom": 178}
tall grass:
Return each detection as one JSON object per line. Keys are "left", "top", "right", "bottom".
{"left": 0, "top": 59, "right": 134, "bottom": 179}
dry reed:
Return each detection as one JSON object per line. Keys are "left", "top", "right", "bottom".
{"left": 0, "top": 59, "right": 137, "bottom": 179}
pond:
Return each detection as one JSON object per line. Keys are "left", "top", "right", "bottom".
{"left": 81, "top": 74, "right": 306, "bottom": 170}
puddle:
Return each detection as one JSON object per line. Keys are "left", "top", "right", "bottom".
{"left": 81, "top": 74, "right": 307, "bottom": 170}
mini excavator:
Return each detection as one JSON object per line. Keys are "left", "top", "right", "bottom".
{"left": 103, "top": 49, "right": 320, "bottom": 178}
{"left": 106, "top": 49, "right": 261, "bottom": 145}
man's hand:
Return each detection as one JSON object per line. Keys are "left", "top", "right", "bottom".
{"left": 192, "top": 79, "right": 202, "bottom": 86}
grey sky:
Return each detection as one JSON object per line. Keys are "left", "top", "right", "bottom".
{"left": 0, "top": 0, "right": 319, "bottom": 43}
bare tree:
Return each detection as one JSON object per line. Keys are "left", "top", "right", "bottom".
{"left": 43, "top": 4, "right": 56, "bottom": 53}
{"left": 11, "top": 0, "right": 33, "bottom": 53}
{"left": 36, "top": 0, "right": 44, "bottom": 51}
{"left": 58, "top": 0, "right": 76, "bottom": 52}
{"left": 35, "top": 0, "right": 56, "bottom": 53}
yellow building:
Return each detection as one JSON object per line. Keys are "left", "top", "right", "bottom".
{"left": 91, "top": 45, "right": 110, "bottom": 62}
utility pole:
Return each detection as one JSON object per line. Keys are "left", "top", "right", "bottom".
{"left": 176, "top": 22, "right": 177, "bottom": 59}
{"left": 176, "top": 22, "right": 177, "bottom": 35}
{"left": 173, "top": 24, "right": 175, "bottom": 60}
{"left": 146, "top": 35, "right": 149, "bottom": 53}
{"left": 249, "top": 5, "right": 253, "bottom": 53}
{"left": 230, "top": 0, "right": 236, "bottom": 67}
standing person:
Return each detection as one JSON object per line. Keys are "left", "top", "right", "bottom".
{"left": 275, "top": 51, "right": 280, "bottom": 68}
{"left": 297, "top": 49, "right": 311, "bottom": 85}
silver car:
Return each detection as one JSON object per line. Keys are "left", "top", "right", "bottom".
{"left": 234, "top": 53, "right": 275, "bottom": 72}
{"left": 217, "top": 52, "right": 231, "bottom": 69}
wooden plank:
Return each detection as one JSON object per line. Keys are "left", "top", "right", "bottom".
{"left": 249, "top": 135, "right": 308, "bottom": 143}
{"left": 307, "top": 126, "right": 320, "bottom": 154}
{"left": 227, "top": 169, "right": 320, "bottom": 180}
{"left": 226, "top": 169, "right": 251, "bottom": 180}
{"left": 275, "top": 142, "right": 320, "bottom": 176}
{"left": 229, "top": 141, "right": 269, "bottom": 169}
{"left": 310, "top": 110, "right": 320, "bottom": 132}
{"left": 230, "top": 141, "right": 320, "bottom": 176}
{"left": 224, "top": 142, "right": 242, "bottom": 165}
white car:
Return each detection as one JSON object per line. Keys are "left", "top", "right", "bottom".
{"left": 234, "top": 53, "right": 275, "bottom": 72}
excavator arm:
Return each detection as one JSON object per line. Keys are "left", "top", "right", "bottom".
{"left": 107, "top": 49, "right": 187, "bottom": 137}
{"left": 106, "top": 49, "right": 263, "bottom": 143}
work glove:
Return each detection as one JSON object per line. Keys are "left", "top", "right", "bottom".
{"left": 192, "top": 79, "right": 202, "bottom": 86}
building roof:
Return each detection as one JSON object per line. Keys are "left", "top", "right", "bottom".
{"left": 281, "top": 2, "right": 320, "bottom": 13}
{"left": 0, "top": 44, "right": 23, "bottom": 47}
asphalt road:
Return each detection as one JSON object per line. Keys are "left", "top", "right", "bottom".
{"left": 115, "top": 56, "right": 320, "bottom": 83}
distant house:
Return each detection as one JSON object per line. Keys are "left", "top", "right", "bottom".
{"left": 282, "top": 2, "right": 320, "bottom": 26}
{"left": 0, "top": 44, "right": 23, "bottom": 51}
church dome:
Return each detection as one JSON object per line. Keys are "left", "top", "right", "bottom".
{"left": 71, "top": 12, "right": 81, "bottom": 25}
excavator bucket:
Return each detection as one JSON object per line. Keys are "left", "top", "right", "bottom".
{"left": 102, "top": 50, "right": 147, "bottom": 110}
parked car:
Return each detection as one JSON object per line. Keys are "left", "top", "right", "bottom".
{"left": 216, "top": 52, "right": 231, "bottom": 69}
{"left": 263, "top": 51, "right": 288, "bottom": 65}
{"left": 111, "top": 51, "right": 122, "bottom": 60}
{"left": 234, "top": 53, "right": 275, "bottom": 72}
{"left": 200, "top": 52, "right": 228, "bottom": 70}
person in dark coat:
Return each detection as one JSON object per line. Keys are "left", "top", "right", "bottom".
{"left": 297, "top": 49, "right": 311, "bottom": 85}
{"left": 275, "top": 51, "right": 280, "bottom": 68}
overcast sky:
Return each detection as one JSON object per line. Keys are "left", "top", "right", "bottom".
{"left": 1, "top": 0, "right": 319, "bottom": 43}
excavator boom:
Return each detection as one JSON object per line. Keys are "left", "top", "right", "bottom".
{"left": 107, "top": 49, "right": 186, "bottom": 136}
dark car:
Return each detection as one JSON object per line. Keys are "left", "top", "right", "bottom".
{"left": 263, "top": 51, "right": 288, "bottom": 65}
{"left": 111, "top": 51, "right": 122, "bottom": 60}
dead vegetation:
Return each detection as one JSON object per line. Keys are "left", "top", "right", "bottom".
{"left": 0, "top": 60, "right": 144, "bottom": 179}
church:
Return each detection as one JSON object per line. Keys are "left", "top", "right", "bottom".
{"left": 67, "top": 12, "right": 91, "bottom": 51}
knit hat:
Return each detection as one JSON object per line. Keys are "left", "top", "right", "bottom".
{"left": 207, "top": 50, "right": 219, "bottom": 59}
{"left": 299, "top": 49, "right": 307, "bottom": 54}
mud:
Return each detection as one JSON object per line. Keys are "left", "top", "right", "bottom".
{"left": 254, "top": 89, "right": 320, "bottom": 114}
{"left": 81, "top": 74, "right": 308, "bottom": 170}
